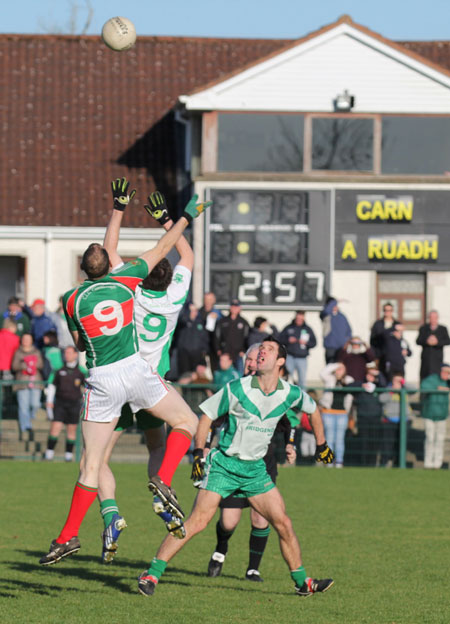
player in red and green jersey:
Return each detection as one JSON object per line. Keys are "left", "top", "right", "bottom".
{"left": 39, "top": 178, "right": 212, "bottom": 566}
{"left": 97, "top": 190, "right": 195, "bottom": 562}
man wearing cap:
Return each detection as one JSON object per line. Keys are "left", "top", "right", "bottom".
{"left": 24, "top": 299, "right": 57, "bottom": 350}
{"left": 214, "top": 299, "right": 249, "bottom": 376}
{"left": 420, "top": 363, "right": 450, "bottom": 469}
{"left": 0, "top": 296, "right": 31, "bottom": 337}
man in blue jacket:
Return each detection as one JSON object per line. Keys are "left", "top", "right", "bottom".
{"left": 320, "top": 297, "right": 352, "bottom": 364}
{"left": 279, "top": 311, "right": 316, "bottom": 388}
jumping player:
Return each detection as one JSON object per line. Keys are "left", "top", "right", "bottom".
{"left": 138, "top": 336, "right": 335, "bottom": 598}
{"left": 204, "top": 344, "right": 297, "bottom": 582}
{"left": 98, "top": 190, "right": 194, "bottom": 563}
{"left": 39, "top": 179, "right": 211, "bottom": 566}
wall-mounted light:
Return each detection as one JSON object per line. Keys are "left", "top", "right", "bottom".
{"left": 334, "top": 90, "right": 355, "bottom": 112}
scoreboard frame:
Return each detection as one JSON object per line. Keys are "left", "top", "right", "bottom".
{"left": 202, "top": 186, "right": 333, "bottom": 310}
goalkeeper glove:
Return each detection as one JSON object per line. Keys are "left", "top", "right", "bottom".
{"left": 183, "top": 194, "right": 213, "bottom": 224}
{"left": 111, "top": 177, "right": 136, "bottom": 211}
{"left": 144, "top": 191, "right": 171, "bottom": 225}
{"left": 191, "top": 448, "right": 205, "bottom": 487}
{"left": 315, "top": 442, "right": 334, "bottom": 464}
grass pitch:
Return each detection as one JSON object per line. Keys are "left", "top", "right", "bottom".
{"left": 1, "top": 463, "right": 449, "bottom": 624}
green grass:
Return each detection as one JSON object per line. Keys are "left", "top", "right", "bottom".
{"left": 1, "top": 463, "right": 449, "bottom": 624}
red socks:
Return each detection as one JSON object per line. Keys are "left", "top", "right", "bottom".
{"left": 157, "top": 428, "right": 193, "bottom": 486}
{"left": 56, "top": 482, "right": 98, "bottom": 544}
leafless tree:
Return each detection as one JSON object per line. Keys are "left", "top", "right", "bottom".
{"left": 38, "top": 0, "right": 94, "bottom": 35}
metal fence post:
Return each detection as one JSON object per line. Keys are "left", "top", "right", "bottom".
{"left": 399, "top": 388, "right": 407, "bottom": 469}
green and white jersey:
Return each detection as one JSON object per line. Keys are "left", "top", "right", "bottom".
{"left": 134, "top": 264, "right": 191, "bottom": 377}
{"left": 63, "top": 259, "right": 148, "bottom": 369}
{"left": 200, "top": 375, "right": 316, "bottom": 461}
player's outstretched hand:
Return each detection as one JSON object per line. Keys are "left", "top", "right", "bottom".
{"left": 315, "top": 442, "right": 334, "bottom": 464}
{"left": 144, "top": 191, "right": 171, "bottom": 225}
{"left": 191, "top": 448, "right": 206, "bottom": 487}
{"left": 111, "top": 177, "right": 136, "bottom": 211}
{"left": 183, "top": 194, "right": 213, "bottom": 223}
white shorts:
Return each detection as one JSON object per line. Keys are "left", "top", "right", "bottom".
{"left": 81, "top": 353, "right": 168, "bottom": 423}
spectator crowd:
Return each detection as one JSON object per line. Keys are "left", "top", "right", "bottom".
{"left": 1, "top": 291, "right": 449, "bottom": 469}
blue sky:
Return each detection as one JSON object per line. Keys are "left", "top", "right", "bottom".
{"left": 3, "top": 0, "right": 450, "bottom": 40}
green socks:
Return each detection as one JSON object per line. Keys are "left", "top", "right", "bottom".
{"left": 147, "top": 557, "right": 168, "bottom": 581}
{"left": 290, "top": 565, "right": 307, "bottom": 587}
{"left": 100, "top": 499, "right": 119, "bottom": 529}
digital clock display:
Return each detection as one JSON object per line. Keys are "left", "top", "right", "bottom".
{"left": 205, "top": 189, "right": 331, "bottom": 308}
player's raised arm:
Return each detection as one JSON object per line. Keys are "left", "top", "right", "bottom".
{"left": 139, "top": 194, "right": 211, "bottom": 273}
{"left": 144, "top": 191, "right": 194, "bottom": 272}
{"left": 103, "top": 177, "right": 136, "bottom": 269}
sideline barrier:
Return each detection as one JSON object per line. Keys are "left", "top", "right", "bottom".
{"left": 0, "top": 381, "right": 447, "bottom": 468}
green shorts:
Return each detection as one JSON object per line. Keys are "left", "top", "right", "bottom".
{"left": 115, "top": 403, "right": 164, "bottom": 432}
{"left": 201, "top": 448, "right": 275, "bottom": 499}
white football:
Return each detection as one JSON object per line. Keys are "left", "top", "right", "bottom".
{"left": 101, "top": 17, "right": 136, "bottom": 52}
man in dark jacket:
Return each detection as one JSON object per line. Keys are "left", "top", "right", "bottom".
{"left": 352, "top": 366, "right": 385, "bottom": 466}
{"left": 416, "top": 310, "right": 450, "bottom": 380}
{"left": 320, "top": 297, "right": 352, "bottom": 364}
{"left": 380, "top": 323, "right": 411, "bottom": 381}
{"left": 279, "top": 311, "right": 316, "bottom": 388}
{"left": 214, "top": 299, "right": 249, "bottom": 376}
{"left": 25, "top": 299, "right": 57, "bottom": 350}
{"left": 177, "top": 303, "right": 210, "bottom": 377}
{"left": 198, "top": 292, "right": 222, "bottom": 372}
{"left": 370, "top": 302, "right": 399, "bottom": 362}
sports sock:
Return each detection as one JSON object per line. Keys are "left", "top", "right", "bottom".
{"left": 215, "top": 520, "right": 234, "bottom": 556}
{"left": 65, "top": 438, "right": 76, "bottom": 454}
{"left": 47, "top": 435, "right": 58, "bottom": 451}
{"left": 56, "top": 481, "right": 98, "bottom": 544}
{"left": 100, "top": 499, "right": 119, "bottom": 529}
{"left": 146, "top": 557, "right": 168, "bottom": 583}
{"left": 157, "top": 428, "right": 192, "bottom": 486}
{"left": 290, "top": 565, "right": 307, "bottom": 588}
{"left": 247, "top": 525, "right": 270, "bottom": 572}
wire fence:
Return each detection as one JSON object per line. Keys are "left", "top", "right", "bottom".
{"left": 0, "top": 380, "right": 448, "bottom": 469}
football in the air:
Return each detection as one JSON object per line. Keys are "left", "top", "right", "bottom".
{"left": 101, "top": 17, "right": 136, "bottom": 51}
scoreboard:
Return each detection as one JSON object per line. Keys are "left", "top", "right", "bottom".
{"left": 204, "top": 189, "right": 331, "bottom": 309}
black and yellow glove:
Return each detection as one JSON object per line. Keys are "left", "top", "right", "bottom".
{"left": 183, "top": 194, "right": 213, "bottom": 224}
{"left": 144, "top": 191, "right": 171, "bottom": 225}
{"left": 315, "top": 442, "right": 334, "bottom": 464}
{"left": 191, "top": 448, "right": 205, "bottom": 488}
{"left": 111, "top": 177, "right": 136, "bottom": 211}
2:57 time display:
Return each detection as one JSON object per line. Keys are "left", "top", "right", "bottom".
{"left": 211, "top": 269, "right": 325, "bottom": 306}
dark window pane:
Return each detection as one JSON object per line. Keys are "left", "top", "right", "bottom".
{"left": 218, "top": 114, "right": 303, "bottom": 172}
{"left": 312, "top": 118, "right": 373, "bottom": 171}
{"left": 382, "top": 117, "right": 450, "bottom": 174}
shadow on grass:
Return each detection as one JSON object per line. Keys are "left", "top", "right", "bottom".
{"left": 7, "top": 561, "right": 135, "bottom": 594}
{"left": 0, "top": 577, "right": 83, "bottom": 597}
{"left": 18, "top": 549, "right": 149, "bottom": 570}
{"left": 14, "top": 552, "right": 289, "bottom": 597}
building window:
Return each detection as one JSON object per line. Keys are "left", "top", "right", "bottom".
{"left": 0, "top": 256, "right": 26, "bottom": 311}
{"left": 217, "top": 113, "right": 304, "bottom": 172}
{"left": 311, "top": 117, "right": 374, "bottom": 171}
{"left": 382, "top": 117, "right": 450, "bottom": 175}
{"left": 377, "top": 273, "right": 425, "bottom": 329}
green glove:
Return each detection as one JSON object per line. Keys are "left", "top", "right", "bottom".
{"left": 315, "top": 442, "right": 334, "bottom": 464}
{"left": 183, "top": 194, "right": 213, "bottom": 224}
{"left": 144, "top": 191, "right": 171, "bottom": 225}
{"left": 111, "top": 177, "right": 136, "bottom": 211}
